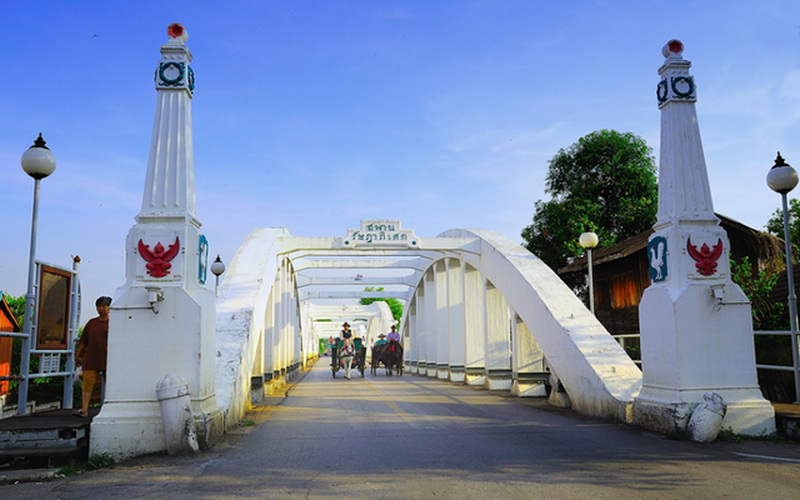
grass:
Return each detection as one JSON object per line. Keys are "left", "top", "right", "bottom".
{"left": 56, "top": 454, "right": 115, "bottom": 475}
{"left": 717, "top": 427, "right": 792, "bottom": 444}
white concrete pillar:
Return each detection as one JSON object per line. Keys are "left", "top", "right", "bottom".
{"left": 435, "top": 261, "right": 450, "bottom": 380}
{"left": 511, "top": 314, "right": 547, "bottom": 397}
{"left": 272, "top": 264, "right": 284, "bottom": 387}
{"left": 633, "top": 40, "right": 775, "bottom": 436}
{"left": 424, "top": 270, "right": 437, "bottom": 377}
{"left": 414, "top": 287, "right": 427, "bottom": 375}
{"left": 484, "top": 282, "right": 511, "bottom": 390}
{"left": 262, "top": 287, "right": 275, "bottom": 387}
{"left": 406, "top": 297, "right": 418, "bottom": 372}
{"left": 464, "top": 265, "right": 486, "bottom": 386}
{"left": 447, "top": 259, "right": 466, "bottom": 383}
{"left": 91, "top": 26, "right": 223, "bottom": 460}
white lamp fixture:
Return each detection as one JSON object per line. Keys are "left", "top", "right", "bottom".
{"left": 21, "top": 133, "right": 57, "bottom": 180}
{"left": 210, "top": 255, "right": 225, "bottom": 297}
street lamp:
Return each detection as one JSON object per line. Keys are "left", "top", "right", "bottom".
{"left": 210, "top": 255, "right": 225, "bottom": 297}
{"left": 17, "top": 133, "right": 57, "bottom": 415}
{"left": 579, "top": 231, "right": 599, "bottom": 315}
{"left": 766, "top": 152, "right": 800, "bottom": 402}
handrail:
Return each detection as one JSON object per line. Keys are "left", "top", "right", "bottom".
{"left": 613, "top": 330, "right": 800, "bottom": 403}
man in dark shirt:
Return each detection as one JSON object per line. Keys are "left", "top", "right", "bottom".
{"left": 75, "top": 296, "right": 111, "bottom": 417}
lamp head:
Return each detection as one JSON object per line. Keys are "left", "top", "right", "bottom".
{"left": 767, "top": 152, "right": 798, "bottom": 195}
{"left": 210, "top": 255, "right": 226, "bottom": 277}
{"left": 20, "top": 133, "right": 56, "bottom": 180}
{"left": 579, "top": 232, "right": 599, "bottom": 249}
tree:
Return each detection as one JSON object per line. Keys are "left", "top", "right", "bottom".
{"left": 359, "top": 287, "right": 403, "bottom": 326}
{"left": 729, "top": 256, "right": 786, "bottom": 331}
{"left": 522, "top": 129, "right": 658, "bottom": 271}
{"left": 766, "top": 198, "right": 800, "bottom": 261}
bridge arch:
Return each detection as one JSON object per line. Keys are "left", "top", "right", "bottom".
{"left": 214, "top": 226, "right": 642, "bottom": 427}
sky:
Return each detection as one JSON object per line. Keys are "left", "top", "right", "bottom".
{"left": 1, "top": 1, "right": 800, "bottom": 323}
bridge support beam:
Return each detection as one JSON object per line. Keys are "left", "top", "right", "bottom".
{"left": 484, "top": 283, "right": 512, "bottom": 391}
{"left": 463, "top": 265, "right": 486, "bottom": 386}
{"left": 511, "top": 315, "right": 547, "bottom": 397}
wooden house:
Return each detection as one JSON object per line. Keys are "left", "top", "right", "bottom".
{"left": 558, "top": 214, "right": 783, "bottom": 338}
{"left": 0, "top": 294, "right": 21, "bottom": 398}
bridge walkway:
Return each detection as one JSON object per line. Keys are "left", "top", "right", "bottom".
{"left": 2, "top": 360, "right": 800, "bottom": 497}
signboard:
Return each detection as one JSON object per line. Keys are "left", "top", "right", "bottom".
{"left": 36, "top": 264, "right": 72, "bottom": 350}
{"left": 343, "top": 220, "right": 418, "bottom": 248}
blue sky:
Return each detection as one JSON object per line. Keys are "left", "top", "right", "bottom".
{"left": 1, "top": 1, "right": 800, "bottom": 322}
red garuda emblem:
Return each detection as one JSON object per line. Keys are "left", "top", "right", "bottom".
{"left": 686, "top": 237, "right": 723, "bottom": 276}
{"left": 138, "top": 237, "right": 180, "bottom": 278}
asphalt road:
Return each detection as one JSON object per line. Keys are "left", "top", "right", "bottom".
{"left": 2, "top": 359, "right": 800, "bottom": 499}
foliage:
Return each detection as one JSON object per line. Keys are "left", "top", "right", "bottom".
{"left": 766, "top": 198, "right": 800, "bottom": 260}
{"left": 521, "top": 129, "right": 658, "bottom": 271}
{"left": 359, "top": 287, "right": 404, "bottom": 326}
{"left": 2, "top": 292, "right": 25, "bottom": 325}
{"left": 729, "top": 257, "right": 787, "bottom": 331}
{"left": 57, "top": 454, "right": 115, "bottom": 475}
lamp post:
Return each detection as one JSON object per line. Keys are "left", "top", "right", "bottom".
{"left": 579, "top": 231, "right": 599, "bottom": 315}
{"left": 210, "top": 255, "right": 225, "bottom": 297}
{"left": 766, "top": 152, "right": 800, "bottom": 403}
{"left": 17, "top": 133, "right": 57, "bottom": 415}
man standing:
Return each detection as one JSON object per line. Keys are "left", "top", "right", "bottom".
{"left": 75, "top": 296, "right": 111, "bottom": 417}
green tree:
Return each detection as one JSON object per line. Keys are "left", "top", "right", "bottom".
{"left": 359, "top": 287, "right": 403, "bottom": 326}
{"left": 765, "top": 198, "right": 800, "bottom": 261}
{"left": 521, "top": 129, "right": 658, "bottom": 271}
{"left": 2, "top": 293, "right": 25, "bottom": 325}
{"left": 729, "top": 256, "right": 786, "bottom": 331}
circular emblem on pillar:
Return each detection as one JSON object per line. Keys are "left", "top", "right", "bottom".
{"left": 159, "top": 62, "right": 185, "bottom": 86}
{"left": 657, "top": 79, "right": 668, "bottom": 104}
{"left": 671, "top": 76, "right": 695, "bottom": 99}
{"left": 188, "top": 66, "right": 195, "bottom": 91}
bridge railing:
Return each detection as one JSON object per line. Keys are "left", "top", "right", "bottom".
{"left": 753, "top": 330, "right": 800, "bottom": 403}
{"left": 612, "top": 331, "right": 800, "bottom": 403}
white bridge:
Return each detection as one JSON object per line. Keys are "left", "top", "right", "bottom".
{"left": 215, "top": 220, "right": 643, "bottom": 427}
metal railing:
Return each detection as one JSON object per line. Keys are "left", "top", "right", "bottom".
{"left": 753, "top": 329, "right": 800, "bottom": 403}
{"left": 613, "top": 331, "right": 800, "bottom": 403}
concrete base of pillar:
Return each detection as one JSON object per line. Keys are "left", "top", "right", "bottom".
{"left": 437, "top": 363, "right": 449, "bottom": 380}
{"left": 464, "top": 367, "right": 485, "bottom": 386}
{"left": 448, "top": 365, "right": 465, "bottom": 384}
{"left": 425, "top": 363, "right": 438, "bottom": 378}
{"left": 511, "top": 380, "right": 547, "bottom": 397}
{"left": 484, "top": 369, "right": 512, "bottom": 391}
{"left": 633, "top": 393, "right": 775, "bottom": 436}
{"left": 90, "top": 396, "right": 223, "bottom": 460}
{"left": 548, "top": 389, "right": 571, "bottom": 408}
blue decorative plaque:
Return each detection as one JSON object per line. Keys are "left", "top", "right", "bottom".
{"left": 647, "top": 236, "right": 668, "bottom": 282}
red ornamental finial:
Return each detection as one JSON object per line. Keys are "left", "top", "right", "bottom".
{"left": 168, "top": 23, "right": 184, "bottom": 38}
{"left": 662, "top": 39, "right": 684, "bottom": 58}
{"left": 167, "top": 23, "right": 188, "bottom": 43}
